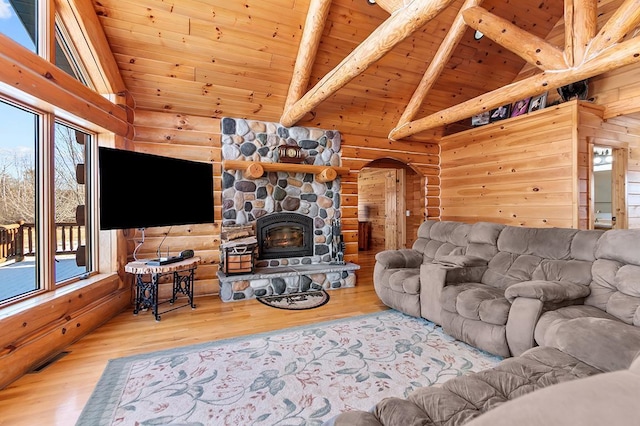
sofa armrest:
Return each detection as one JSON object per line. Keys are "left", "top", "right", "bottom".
{"left": 419, "top": 263, "right": 488, "bottom": 325}
{"left": 505, "top": 281, "right": 591, "bottom": 356}
{"left": 504, "top": 280, "right": 590, "bottom": 304}
{"left": 434, "top": 255, "right": 488, "bottom": 268}
{"left": 375, "top": 249, "right": 423, "bottom": 269}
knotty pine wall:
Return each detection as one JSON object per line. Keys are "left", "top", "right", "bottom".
{"left": 591, "top": 64, "right": 640, "bottom": 229}
{"left": 440, "top": 101, "right": 593, "bottom": 228}
{"left": 131, "top": 110, "right": 439, "bottom": 296}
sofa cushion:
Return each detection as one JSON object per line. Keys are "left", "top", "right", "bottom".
{"left": 465, "top": 222, "right": 505, "bottom": 261}
{"left": 390, "top": 347, "right": 599, "bottom": 426}
{"left": 423, "top": 241, "right": 465, "bottom": 263}
{"left": 588, "top": 259, "right": 640, "bottom": 326}
{"left": 497, "top": 227, "right": 578, "bottom": 260}
{"left": 457, "top": 286, "right": 511, "bottom": 325}
{"left": 531, "top": 259, "right": 593, "bottom": 284}
{"left": 464, "top": 354, "right": 640, "bottom": 426}
{"left": 441, "top": 283, "right": 485, "bottom": 313}
{"left": 482, "top": 253, "right": 542, "bottom": 288}
{"left": 388, "top": 269, "right": 421, "bottom": 295}
{"left": 595, "top": 229, "right": 640, "bottom": 266}
{"left": 412, "top": 221, "right": 471, "bottom": 263}
{"left": 534, "top": 305, "right": 617, "bottom": 346}
{"left": 586, "top": 229, "right": 640, "bottom": 326}
{"left": 541, "top": 317, "right": 640, "bottom": 372}
{"left": 570, "top": 229, "right": 604, "bottom": 261}
{"left": 440, "top": 283, "right": 510, "bottom": 325}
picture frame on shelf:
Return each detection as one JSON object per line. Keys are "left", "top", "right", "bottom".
{"left": 490, "top": 104, "right": 512, "bottom": 122}
{"left": 471, "top": 111, "right": 490, "bottom": 126}
{"left": 528, "top": 92, "right": 548, "bottom": 113}
{"left": 511, "top": 97, "right": 531, "bottom": 117}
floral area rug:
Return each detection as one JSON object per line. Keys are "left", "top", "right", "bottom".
{"left": 257, "top": 290, "right": 330, "bottom": 310}
{"left": 76, "top": 310, "right": 502, "bottom": 426}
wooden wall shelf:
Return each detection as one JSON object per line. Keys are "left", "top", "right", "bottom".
{"left": 222, "top": 160, "right": 349, "bottom": 183}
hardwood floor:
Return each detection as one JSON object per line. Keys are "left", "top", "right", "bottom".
{"left": 0, "top": 252, "right": 385, "bottom": 426}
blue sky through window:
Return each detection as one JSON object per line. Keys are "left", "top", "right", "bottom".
{"left": 0, "top": 1, "right": 37, "bottom": 160}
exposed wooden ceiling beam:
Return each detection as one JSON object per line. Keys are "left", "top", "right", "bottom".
{"left": 283, "top": 0, "right": 332, "bottom": 113}
{"left": 586, "top": 0, "right": 640, "bottom": 59}
{"left": 462, "top": 6, "right": 567, "bottom": 71}
{"left": 564, "top": 0, "right": 598, "bottom": 67}
{"left": 389, "top": 35, "right": 640, "bottom": 140}
{"left": 374, "top": 0, "right": 404, "bottom": 14}
{"left": 279, "top": 0, "right": 456, "bottom": 127}
{"left": 396, "top": 0, "right": 484, "bottom": 128}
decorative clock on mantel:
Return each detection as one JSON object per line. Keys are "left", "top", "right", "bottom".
{"left": 277, "top": 145, "right": 304, "bottom": 163}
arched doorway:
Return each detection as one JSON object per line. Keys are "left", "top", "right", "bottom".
{"left": 357, "top": 158, "right": 425, "bottom": 252}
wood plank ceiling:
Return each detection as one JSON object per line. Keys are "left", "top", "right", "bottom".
{"left": 92, "top": 0, "right": 632, "bottom": 140}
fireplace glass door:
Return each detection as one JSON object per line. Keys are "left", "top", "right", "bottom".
{"left": 256, "top": 213, "right": 313, "bottom": 259}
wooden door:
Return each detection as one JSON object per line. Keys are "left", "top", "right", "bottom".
{"left": 358, "top": 167, "right": 407, "bottom": 251}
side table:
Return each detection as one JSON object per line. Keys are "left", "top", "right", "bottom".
{"left": 124, "top": 256, "right": 200, "bottom": 321}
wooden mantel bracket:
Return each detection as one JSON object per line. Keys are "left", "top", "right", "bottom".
{"left": 222, "top": 160, "right": 349, "bottom": 183}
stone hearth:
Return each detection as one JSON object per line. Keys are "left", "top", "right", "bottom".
{"left": 217, "top": 263, "right": 359, "bottom": 302}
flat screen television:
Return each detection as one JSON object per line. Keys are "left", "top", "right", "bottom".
{"left": 99, "top": 147, "right": 214, "bottom": 230}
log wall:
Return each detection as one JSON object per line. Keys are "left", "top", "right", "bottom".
{"left": 131, "top": 111, "right": 222, "bottom": 297}
{"left": 0, "top": 274, "right": 130, "bottom": 389}
{"left": 131, "top": 111, "right": 439, "bottom": 296}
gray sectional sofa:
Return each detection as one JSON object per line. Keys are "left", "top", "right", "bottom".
{"left": 326, "top": 221, "right": 640, "bottom": 425}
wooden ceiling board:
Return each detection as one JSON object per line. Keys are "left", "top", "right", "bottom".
{"left": 103, "top": 26, "right": 278, "bottom": 67}
{"left": 92, "top": 0, "right": 632, "bottom": 139}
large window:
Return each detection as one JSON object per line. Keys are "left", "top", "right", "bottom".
{"left": 0, "top": 0, "right": 37, "bottom": 52}
{"left": 0, "top": 0, "right": 100, "bottom": 304}
{"left": 0, "top": 100, "right": 38, "bottom": 302}
{"left": 54, "top": 122, "right": 92, "bottom": 283}
{"left": 0, "top": 101, "right": 96, "bottom": 303}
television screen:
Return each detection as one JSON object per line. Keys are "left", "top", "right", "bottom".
{"left": 99, "top": 147, "right": 214, "bottom": 230}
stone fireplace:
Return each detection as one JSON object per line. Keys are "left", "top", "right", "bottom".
{"left": 217, "top": 117, "right": 358, "bottom": 302}
{"left": 256, "top": 213, "right": 313, "bottom": 260}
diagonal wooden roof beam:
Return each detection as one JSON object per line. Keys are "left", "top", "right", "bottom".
{"left": 374, "top": 0, "right": 404, "bottom": 14}
{"left": 586, "top": 0, "right": 640, "bottom": 59}
{"left": 389, "top": 35, "right": 640, "bottom": 140}
{"left": 280, "top": 0, "right": 456, "bottom": 128}
{"left": 462, "top": 7, "right": 567, "bottom": 71}
{"left": 283, "top": 0, "right": 332, "bottom": 113}
{"left": 564, "top": 0, "right": 598, "bottom": 67}
{"left": 395, "top": 0, "right": 484, "bottom": 129}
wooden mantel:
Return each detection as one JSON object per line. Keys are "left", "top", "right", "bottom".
{"left": 221, "top": 160, "right": 349, "bottom": 183}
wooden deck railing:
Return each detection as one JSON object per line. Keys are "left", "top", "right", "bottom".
{"left": 0, "top": 221, "right": 85, "bottom": 262}
{"left": 0, "top": 222, "right": 24, "bottom": 263}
